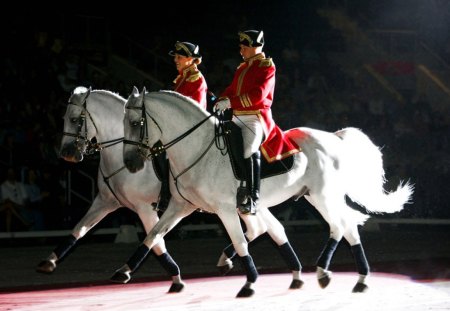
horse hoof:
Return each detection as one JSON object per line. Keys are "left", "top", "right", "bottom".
{"left": 352, "top": 282, "right": 368, "bottom": 293}
{"left": 236, "top": 287, "right": 255, "bottom": 298}
{"left": 218, "top": 263, "right": 233, "bottom": 276}
{"left": 289, "top": 279, "right": 304, "bottom": 289}
{"left": 168, "top": 282, "right": 185, "bottom": 293}
{"left": 318, "top": 275, "right": 331, "bottom": 289}
{"left": 36, "top": 260, "right": 56, "bottom": 274}
{"left": 110, "top": 270, "right": 131, "bottom": 284}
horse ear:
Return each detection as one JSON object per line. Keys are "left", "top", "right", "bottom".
{"left": 141, "top": 86, "right": 147, "bottom": 95}
{"left": 132, "top": 86, "right": 139, "bottom": 96}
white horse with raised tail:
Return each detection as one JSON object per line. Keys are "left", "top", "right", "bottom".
{"left": 112, "top": 87, "right": 413, "bottom": 297}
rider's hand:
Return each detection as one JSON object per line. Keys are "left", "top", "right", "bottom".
{"left": 213, "top": 98, "right": 231, "bottom": 112}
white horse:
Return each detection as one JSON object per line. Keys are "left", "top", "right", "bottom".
{"left": 38, "top": 86, "right": 303, "bottom": 293}
{"left": 35, "top": 86, "right": 186, "bottom": 292}
{"left": 113, "top": 87, "right": 413, "bottom": 297}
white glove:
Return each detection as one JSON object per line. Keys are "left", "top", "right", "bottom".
{"left": 214, "top": 98, "right": 231, "bottom": 112}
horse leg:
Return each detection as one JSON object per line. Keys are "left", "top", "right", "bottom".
{"left": 305, "top": 190, "right": 349, "bottom": 289}
{"left": 316, "top": 237, "right": 340, "bottom": 288}
{"left": 262, "top": 208, "right": 303, "bottom": 289}
{"left": 216, "top": 211, "right": 267, "bottom": 275}
{"left": 36, "top": 197, "right": 116, "bottom": 274}
{"left": 307, "top": 195, "right": 347, "bottom": 289}
{"left": 217, "top": 209, "right": 258, "bottom": 298}
{"left": 344, "top": 225, "right": 370, "bottom": 293}
{"left": 136, "top": 206, "right": 184, "bottom": 293}
{"left": 110, "top": 202, "right": 193, "bottom": 285}
{"left": 217, "top": 208, "right": 303, "bottom": 289}
{"left": 216, "top": 243, "right": 237, "bottom": 275}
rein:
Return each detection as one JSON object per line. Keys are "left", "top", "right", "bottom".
{"left": 214, "top": 112, "right": 229, "bottom": 155}
{"left": 124, "top": 97, "right": 227, "bottom": 206}
{"left": 124, "top": 99, "right": 220, "bottom": 158}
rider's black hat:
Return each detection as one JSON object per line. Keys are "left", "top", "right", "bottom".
{"left": 238, "top": 30, "right": 264, "bottom": 47}
{"left": 168, "top": 41, "right": 201, "bottom": 58}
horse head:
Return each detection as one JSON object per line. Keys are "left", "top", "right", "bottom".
{"left": 60, "top": 86, "right": 98, "bottom": 162}
{"left": 123, "top": 86, "right": 159, "bottom": 173}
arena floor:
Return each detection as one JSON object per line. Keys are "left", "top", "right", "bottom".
{"left": 1, "top": 272, "right": 449, "bottom": 311}
{"left": 0, "top": 225, "right": 449, "bottom": 310}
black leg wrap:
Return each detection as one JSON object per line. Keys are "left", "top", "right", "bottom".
{"left": 155, "top": 252, "right": 180, "bottom": 276}
{"left": 53, "top": 235, "right": 77, "bottom": 260}
{"left": 127, "top": 244, "right": 150, "bottom": 272}
{"left": 239, "top": 255, "right": 258, "bottom": 283}
{"left": 279, "top": 242, "right": 302, "bottom": 271}
{"left": 351, "top": 244, "right": 370, "bottom": 275}
{"left": 316, "top": 238, "right": 339, "bottom": 270}
{"left": 223, "top": 243, "right": 237, "bottom": 259}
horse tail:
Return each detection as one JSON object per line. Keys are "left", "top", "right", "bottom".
{"left": 286, "top": 127, "right": 413, "bottom": 215}
{"left": 334, "top": 127, "right": 414, "bottom": 214}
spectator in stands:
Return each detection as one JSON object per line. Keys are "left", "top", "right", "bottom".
{"left": 0, "top": 167, "right": 32, "bottom": 231}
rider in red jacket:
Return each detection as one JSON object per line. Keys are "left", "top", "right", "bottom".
{"left": 171, "top": 41, "right": 208, "bottom": 109}
{"left": 215, "top": 30, "right": 299, "bottom": 215}
{"left": 153, "top": 41, "right": 208, "bottom": 212}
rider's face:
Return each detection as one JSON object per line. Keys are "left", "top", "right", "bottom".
{"left": 239, "top": 44, "right": 257, "bottom": 61}
{"left": 174, "top": 54, "right": 194, "bottom": 72}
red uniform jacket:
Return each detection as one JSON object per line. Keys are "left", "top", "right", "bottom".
{"left": 221, "top": 53, "right": 300, "bottom": 162}
{"left": 173, "top": 64, "right": 207, "bottom": 109}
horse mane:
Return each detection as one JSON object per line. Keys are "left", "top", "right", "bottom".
{"left": 93, "top": 89, "right": 126, "bottom": 102}
{"left": 70, "top": 86, "right": 126, "bottom": 105}
{"left": 151, "top": 90, "right": 210, "bottom": 117}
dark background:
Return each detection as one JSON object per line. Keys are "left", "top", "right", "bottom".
{"left": 0, "top": 0, "right": 449, "bottom": 233}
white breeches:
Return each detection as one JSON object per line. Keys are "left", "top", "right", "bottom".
{"left": 233, "top": 114, "right": 264, "bottom": 158}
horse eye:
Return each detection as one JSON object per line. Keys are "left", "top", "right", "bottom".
{"left": 71, "top": 117, "right": 79, "bottom": 123}
{"left": 131, "top": 121, "right": 139, "bottom": 127}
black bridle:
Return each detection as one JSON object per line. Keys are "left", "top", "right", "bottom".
{"left": 63, "top": 90, "right": 123, "bottom": 155}
{"left": 123, "top": 94, "right": 226, "bottom": 205}
{"left": 62, "top": 89, "right": 126, "bottom": 205}
{"left": 123, "top": 95, "right": 219, "bottom": 160}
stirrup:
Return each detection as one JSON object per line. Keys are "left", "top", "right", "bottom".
{"left": 238, "top": 198, "right": 257, "bottom": 215}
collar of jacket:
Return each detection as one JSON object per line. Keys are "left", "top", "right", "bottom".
{"left": 179, "top": 63, "right": 198, "bottom": 76}
{"left": 244, "top": 52, "right": 265, "bottom": 65}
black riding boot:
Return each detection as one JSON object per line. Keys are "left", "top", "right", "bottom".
{"left": 239, "top": 151, "right": 260, "bottom": 215}
{"left": 152, "top": 152, "right": 171, "bottom": 212}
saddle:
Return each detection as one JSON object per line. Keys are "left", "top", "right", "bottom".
{"left": 222, "top": 121, "right": 295, "bottom": 181}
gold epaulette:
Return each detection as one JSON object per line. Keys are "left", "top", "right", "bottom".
{"left": 259, "top": 58, "right": 274, "bottom": 67}
{"left": 186, "top": 72, "right": 202, "bottom": 82}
